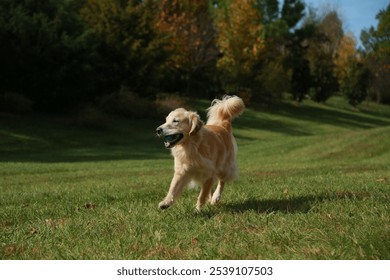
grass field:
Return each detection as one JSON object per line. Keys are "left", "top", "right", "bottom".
{"left": 1, "top": 97, "right": 389, "bottom": 259}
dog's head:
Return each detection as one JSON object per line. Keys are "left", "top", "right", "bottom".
{"left": 156, "top": 108, "right": 204, "bottom": 148}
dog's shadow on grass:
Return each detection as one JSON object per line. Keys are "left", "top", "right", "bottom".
{"left": 189, "top": 192, "right": 372, "bottom": 218}
{"left": 223, "top": 196, "right": 320, "bottom": 214}
{"left": 223, "top": 192, "right": 371, "bottom": 214}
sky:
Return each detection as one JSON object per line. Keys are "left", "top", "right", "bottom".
{"left": 303, "top": 0, "right": 389, "bottom": 46}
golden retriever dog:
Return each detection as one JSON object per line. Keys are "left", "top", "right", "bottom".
{"left": 156, "top": 95, "right": 245, "bottom": 211}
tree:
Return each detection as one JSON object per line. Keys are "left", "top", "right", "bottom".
{"left": 81, "top": 0, "right": 166, "bottom": 97}
{"left": 215, "top": 0, "right": 266, "bottom": 99}
{"left": 286, "top": 35, "right": 312, "bottom": 102}
{"left": 254, "top": 0, "right": 309, "bottom": 102}
{"left": 334, "top": 32, "right": 358, "bottom": 83}
{"left": 283, "top": 4, "right": 315, "bottom": 102}
{"left": 341, "top": 62, "right": 370, "bottom": 107}
{"left": 281, "top": 0, "right": 305, "bottom": 29}
{"left": 255, "top": 0, "right": 279, "bottom": 24}
{"left": 304, "top": 9, "right": 343, "bottom": 102}
{"left": 0, "top": 0, "right": 96, "bottom": 111}
{"left": 216, "top": 0, "right": 265, "bottom": 76}
{"left": 334, "top": 33, "right": 369, "bottom": 106}
{"left": 360, "top": 4, "right": 390, "bottom": 104}
{"left": 156, "top": 0, "right": 219, "bottom": 96}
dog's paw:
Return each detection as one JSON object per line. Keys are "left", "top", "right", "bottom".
{"left": 211, "top": 195, "right": 221, "bottom": 205}
{"left": 158, "top": 201, "right": 171, "bottom": 210}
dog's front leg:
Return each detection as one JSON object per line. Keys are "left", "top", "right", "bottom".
{"left": 159, "top": 173, "right": 190, "bottom": 210}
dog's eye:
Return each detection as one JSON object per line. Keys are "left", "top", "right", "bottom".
{"left": 173, "top": 119, "right": 180, "bottom": 124}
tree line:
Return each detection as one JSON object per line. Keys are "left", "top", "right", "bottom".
{"left": 0, "top": 0, "right": 389, "bottom": 115}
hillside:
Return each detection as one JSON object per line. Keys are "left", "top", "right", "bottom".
{"left": 1, "top": 97, "right": 389, "bottom": 259}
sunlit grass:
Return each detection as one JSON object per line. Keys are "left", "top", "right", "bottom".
{"left": 1, "top": 97, "right": 389, "bottom": 259}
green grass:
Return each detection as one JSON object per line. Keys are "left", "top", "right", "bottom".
{"left": 1, "top": 97, "right": 390, "bottom": 259}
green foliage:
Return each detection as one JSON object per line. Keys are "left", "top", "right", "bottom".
{"left": 360, "top": 4, "right": 390, "bottom": 104}
{"left": 255, "top": 60, "right": 291, "bottom": 102}
{"left": 302, "top": 10, "right": 343, "bottom": 103}
{"left": 285, "top": 23, "right": 316, "bottom": 102}
{"left": 340, "top": 62, "right": 370, "bottom": 107}
{"left": 0, "top": 0, "right": 97, "bottom": 111}
{"left": 309, "top": 60, "right": 338, "bottom": 103}
{"left": 254, "top": 0, "right": 279, "bottom": 24}
{"left": 81, "top": 0, "right": 166, "bottom": 98}
{"left": 281, "top": 0, "right": 305, "bottom": 28}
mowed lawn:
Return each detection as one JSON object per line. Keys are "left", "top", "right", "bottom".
{"left": 1, "top": 97, "right": 389, "bottom": 259}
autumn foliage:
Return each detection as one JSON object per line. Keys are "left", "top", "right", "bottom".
{"left": 0, "top": 0, "right": 388, "bottom": 114}
{"left": 156, "top": 0, "right": 218, "bottom": 95}
{"left": 216, "top": 0, "right": 265, "bottom": 74}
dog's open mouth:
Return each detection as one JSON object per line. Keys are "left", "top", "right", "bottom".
{"left": 163, "top": 133, "right": 183, "bottom": 148}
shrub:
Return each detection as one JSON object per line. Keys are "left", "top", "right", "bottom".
{"left": 75, "top": 104, "right": 111, "bottom": 128}
{"left": 0, "top": 92, "right": 33, "bottom": 114}
{"left": 154, "top": 94, "right": 187, "bottom": 117}
{"left": 99, "top": 88, "right": 155, "bottom": 119}
{"left": 253, "top": 61, "right": 291, "bottom": 104}
{"left": 341, "top": 62, "right": 370, "bottom": 107}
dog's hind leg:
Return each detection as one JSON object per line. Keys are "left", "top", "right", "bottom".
{"left": 196, "top": 178, "right": 214, "bottom": 212}
{"left": 159, "top": 173, "right": 190, "bottom": 210}
{"left": 211, "top": 180, "right": 225, "bottom": 205}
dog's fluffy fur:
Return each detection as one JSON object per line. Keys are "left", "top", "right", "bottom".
{"left": 156, "top": 95, "right": 245, "bottom": 211}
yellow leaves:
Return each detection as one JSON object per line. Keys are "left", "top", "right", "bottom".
{"left": 29, "top": 227, "right": 39, "bottom": 235}
{"left": 216, "top": 0, "right": 265, "bottom": 74}
{"left": 334, "top": 32, "right": 358, "bottom": 83}
{"left": 156, "top": 0, "right": 217, "bottom": 73}
{"left": 376, "top": 177, "right": 387, "bottom": 183}
{"left": 45, "top": 218, "right": 67, "bottom": 228}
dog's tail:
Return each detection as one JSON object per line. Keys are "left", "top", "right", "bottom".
{"left": 206, "top": 95, "right": 245, "bottom": 131}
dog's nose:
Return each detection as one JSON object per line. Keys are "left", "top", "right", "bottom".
{"left": 156, "top": 127, "right": 163, "bottom": 136}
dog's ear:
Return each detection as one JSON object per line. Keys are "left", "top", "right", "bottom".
{"left": 189, "top": 112, "right": 204, "bottom": 135}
